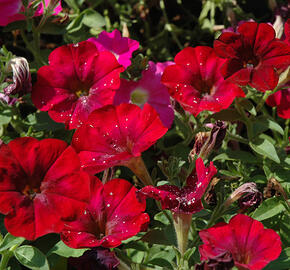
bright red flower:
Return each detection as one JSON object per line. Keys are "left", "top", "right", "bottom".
{"left": 199, "top": 214, "right": 282, "bottom": 270}
{"left": 72, "top": 103, "right": 168, "bottom": 175}
{"left": 139, "top": 158, "right": 217, "bottom": 213}
{"left": 0, "top": 137, "right": 91, "bottom": 240}
{"left": 161, "top": 46, "right": 244, "bottom": 116}
{"left": 61, "top": 178, "right": 149, "bottom": 248}
{"left": 266, "top": 88, "right": 290, "bottom": 119}
{"left": 284, "top": 19, "right": 290, "bottom": 45}
{"left": 214, "top": 22, "right": 290, "bottom": 91}
{"left": 32, "top": 41, "right": 124, "bottom": 129}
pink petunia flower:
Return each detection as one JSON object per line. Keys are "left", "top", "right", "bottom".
{"left": 32, "top": 41, "right": 124, "bottom": 129}
{"left": 214, "top": 22, "right": 290, "bottom": 91}
{"left": 0, "top": 137, "right": 91, "bottom": 240}
{"left": 88, "top": 29, "right": 139, "bottom": 68}
{"left": 61, "top": 178, "right": 149, "bottom": 249}
{"left": 139, "top": 158, "right": 217, "bottom": 214}
{"left": 161, "top": 46, "right": 245, "bottom": 116}
{"left": 266, "top": 88, "right": 290, "bottom": 119}
{"left": 72, "top": 103, "right": 168, "bottom": 180}
{"left": 199, "top": 214, "right": 282, "bottom": 270}
{"left": 114, "top": 61, "right": 174, "bottom": 128}
{"left": 0, "top": 0, "right": 62, "bottom": 26}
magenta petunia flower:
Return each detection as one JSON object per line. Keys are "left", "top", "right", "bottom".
{"left": 0, "top": 137, "right": 91, "bottom": 240}
{"left": 0, "top": 0, "right": 62, "bottom": 26}
{"left": 199, "top": 214, "right": 282, "bottom": 270}
{"left": 0, "top": 0, "right": 22, "bottom": 26}
{"left": 139, "top": 158, "right": 217, "bottom": 214}
{"left": 32, "top": 41, "right": 124, "bottom": 129}
{"left": 214, "top": 22, "right": 290, "bottom": 91}
{"left": 72, "top": 103, "right": 168, "bottom": 176}
{"left": 161, "top": 46, "right": 245, "bottom": 116}
{"left": 88, "top": 29, "right": 139, "bottom": 68}
{"left": 61, "top": 178, "right": 149, "bottom": 249}
{"left": 114, "top": 61, "right": 174, "bottom": 128}
{"left": 266, "top": 88, "right": 290, "bottom": 119}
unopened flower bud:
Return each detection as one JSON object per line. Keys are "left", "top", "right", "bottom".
{"left": 224, "top": 182, "right": 261, "bottom": 208}
{"left": 4, "top": 57, "right": 32, "bottom": 97}
{"left": 190, "top": 121, "right": 227, "bottom": 160}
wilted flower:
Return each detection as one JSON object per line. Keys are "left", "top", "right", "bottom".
{"left": 238, "top": 190, "right": 263, "bottom": 212}
{"left": 4, "top": 57, "right": 32, "bottom": 97}
{"left": 195, "top": 251, "right": 234, "bottom": 270}
{"left": 199, "top": 214, "right": 282, "bottom": 270}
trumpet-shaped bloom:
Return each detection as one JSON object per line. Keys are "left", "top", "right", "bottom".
{"left": 199, "top": 214, "right": 282, "bottom": 270}
{"left": 0, "top": 137, "right": 91, "bottom": 240}
{"left": 61, "top": 178, "right": 149, "bottom": 248}
{"left": 214, "top": 22, "right": 290, "bottom": 91}
{"left": 88, "top": 29, "right": 139, "bottom": 68}
{"left": 266, "top": 88, "right": 290, "bottom": 119}
{"left": 114, "top": 61, "right": 174, "bottom": 127}
{"left": 162, "top": 46, "right": 244, "bottom": 116}
{"left": 72, "top": 103, "right": 168, "bottom": 175}
{"left": 139, "top": 158, "right": 217, "bottom": 214}
{"left": 32, "top": 41, "right": 124, "bottom": 129}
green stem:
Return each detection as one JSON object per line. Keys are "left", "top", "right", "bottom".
{"left": 226, "top": 131, "right": 249, "bottom": 144}
{"left": 254, "top": 90, "right": 272, "bottom": 115}
{"left": 235, "top": 98, "right": 253, "bottom": 140}
{"left": 0, "top": 244, "right": 19, "bottom": 270}
{"left": 173, "top": 213, "right": 192, "bottom": 256}
{"left": 159, "top": 0, "right": 183, "bottom": 50}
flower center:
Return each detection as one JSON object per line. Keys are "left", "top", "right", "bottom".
{"left": 75, "top": 89, "right": 89, "bottom": 97}
{"left": 130, "top": 88, "right": 149, "bottom": 107}
{"left": 243, "top": 57, "right": 259, "bottom": 69}
{"left": 22, "top": 185, "right": 40, "bottom": 200}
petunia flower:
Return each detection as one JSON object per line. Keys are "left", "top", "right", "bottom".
{"left": 0, "top": 0, "right": 62, "bottom": 26}
{"left": 139, "top": 158, "right": 217, "bottom": 214}
{"left": 114, "top": 61, "right": 174, "bottom": 128}
{"left": 72, "top": 103, "right": 168, "bottom": 185}
{"left": 266, "top": 88, "right": 290, "bottom": 119}
{"left": 61, "top": 178, "right": 149, "bottom": 249}
{"left": 32, "top": 41, "right": 124, "bottom": 129}
{"left": 199, "top": 214, "right": 282, "bottom": 270}
{"left": 0, "top": 137, "right": 91, "bottom": 240}
{"left": 161, "top": 46, "right": 245, "bottom": 116}
{"left": 214, "top": 22, "right": 290, "bottom": 91}
{"left": 88, "top": 29, "right": 139, "bottom": 68}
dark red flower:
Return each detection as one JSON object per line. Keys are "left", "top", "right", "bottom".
{"left": 31, "top": 41, "right": 124, "bottom": 129}
{"left": 199, "top": 214, "right": 282, "bottom": 270}
{"left": 266, "top": 88, "right": 290, "bottom": 119}
{"left": 0, "top": 137, "right": 91, "bottom": 240}
{"left": 161, "top": 46, "right": 244, "bottom": 116}
{"left": 139, "top": 158, "right": 217, "bottom": 214}
{"left": 214, "top": 22, "right": 290, "bottom": 91}
{"left": 61, "top": 178, "right": 149, "bottom": 248}
{"left": 284, "top": 18, "right": 290, "bottom": 45}
{"left": 72, "top": 103, "right": 168, "bottom": 175}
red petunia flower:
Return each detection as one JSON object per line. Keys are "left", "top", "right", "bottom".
{"left": 214, "top": 22, "right": 290, "bottom": 91}
{"left": 32, "top": 41, "right": 124, "bottom": 129}
{"left": 139, "top": 158, "right": 217, "bottom": 214}
{"left": 266, "top": 88, "right": 290, "bottom": 119}
{"left": 61, "top": 178, "right": 149, "bottom": 248}
{"left": 199, "top": 214, "right": 282, "bottom": 270}
{"left": 161, "top": 46, "right": 244, "bottom": 116}
{"left": 284, "top": 19, "right": 290, "bottom": 45}
{"left": 0, "top": 137, "right": 91, "bottom": 240}
{"left": 72, "top": 103, "right": 168, "bottom": 177}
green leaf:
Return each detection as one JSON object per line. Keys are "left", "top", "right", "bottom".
{"left": 252, "top": 116, "right": 284, "bottom": 136}
{"left": 251, "top": 197, "right": 286, "bottom": 221}
{"left": 249, "top": 135, "right": 280, "bottom": 163}
{"left": 0, "top": 233, "right": 25, "bottom": 252}
{"left": 47, "top": 240, "right": 87, "bottom": 258}
{"left": 208, "top": 109, "right": 242, "bottom": 121}
{"left": 14, "top": 245, "right": 49, "bottom": 270}
{"left": 0, "top": 109, "right": 12, "bottom": 125}
{"left": 147, "top": 258, "right": 174, "bottom": 269}
{"left": 263, "top": 247, "right": 290, "bottom": 270}
{"left": 183, "top": 247, "right": 196, "bottom": 261}
{"left": 82, "top": 9, "right": 105, "bottom": 28}
{"left": 213, "top": 150, "right": 258, "bottom": 164}
{"left": 141, "top": 226, "right": 176, "bottom": 246}
{"left": 239, "top": 99, "right": 256, "bottom": 115}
